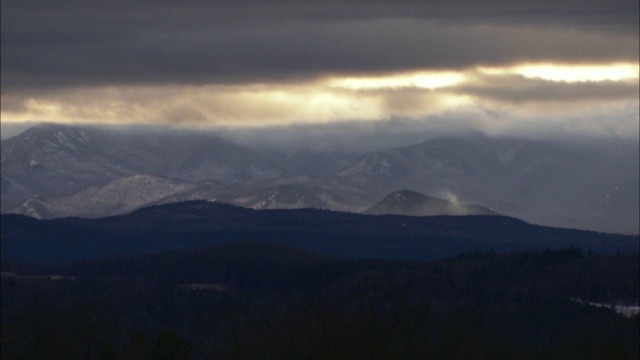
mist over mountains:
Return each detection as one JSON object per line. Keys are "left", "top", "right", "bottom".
{"left": 1, "top": 122, "right": 638, "bottom": 233}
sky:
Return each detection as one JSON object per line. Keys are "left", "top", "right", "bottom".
{"left": 1, "top": 0, "right": 638, "bottom": 140}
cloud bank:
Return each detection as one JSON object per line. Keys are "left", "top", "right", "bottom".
{"left": 2, "top": 0, "right": 638, "bottom": 138}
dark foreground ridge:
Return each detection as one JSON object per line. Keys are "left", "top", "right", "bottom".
{"left": 1, "top": 243, "right": 638, "bottom": 359}
{"left": 1, "top": 200, "right": 637, "bottom": 263}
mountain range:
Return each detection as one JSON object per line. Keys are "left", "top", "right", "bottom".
{"left": 2, "top": 123, "right": 638, "bottom": 233}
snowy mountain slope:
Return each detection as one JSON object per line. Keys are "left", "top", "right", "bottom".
{"left": 8, "top": 175, "right": 224, "bottom": 219}
{"left": 338, "top": 135, "right": 639, "bottom": 233}
{"left": 7, "top": 174, "right": 373, "bottom": 219}
{"left": 364, "top": 189, "right": 498, "bottom": 216}
{"left": 2, "top": 124, "right": 638, "bottom": 233}
{"left": 1, "top": 123, "right": 286, "bottom": 211}
{"left": 1, "top": 124, "right": 131, "bottom": 210}
{"left": 225, "top": 176, "right": 375, "bottom": 212}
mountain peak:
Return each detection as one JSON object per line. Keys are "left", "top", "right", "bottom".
{"left": 364, "top": 189, "right": 498, "bottom": 217}
{"left": 390, "top": 189, "right": 428, "bottom": 200}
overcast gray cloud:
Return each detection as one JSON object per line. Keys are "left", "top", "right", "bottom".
{"left": 2, "top": 0, "right": 638, "bottom": 92}
{"left": 455, "top": 75, "right": 640, "bottom": 103}
{"left": 1, "top": 0, "right": 637, "bottom": 139}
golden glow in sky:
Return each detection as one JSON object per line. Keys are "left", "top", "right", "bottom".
{"left": 1, "top": 62, "right": 638, "bottom": 133}
{"left": 328, "top": 71, "right": 465, "bottom": 90}
{"left": 479, "top": 63, "right": 639, "bottom": 83}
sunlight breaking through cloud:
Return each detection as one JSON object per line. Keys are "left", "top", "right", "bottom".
{"left": 479, "top": 63, "right": 639, "bottom": 83}
{"left": 1, "top": 62, "right": 638, "bottom": 139}
{"left": 328, "top": 72, "right": 465, "bottom": 90}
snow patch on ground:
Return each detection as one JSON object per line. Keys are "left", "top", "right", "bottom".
{"left": 572, "top": 298, "right": 640, "bottom": 318}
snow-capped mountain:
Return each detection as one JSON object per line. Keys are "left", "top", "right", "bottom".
{"left": 8, "top": 175, "right": 224, "bottom": 219}
{"left": 1, "top": 123, "right": 286, "bottom": 211}
{"left": 7, "top": 174, "right": 372, "bottom": 219}
{"left": 231, "top": 184, "right": 346, "bottom": 210}
{"left": 338, "top": 135, "right": 639, "bottom": 233}
{"left": 364, "top": 189, "right": 498, "bottom": 216}
{"left": 2, "top": 124, "right": 638, "bottom": 233}
{"left": 227, "top": 176, "right": 374, "bottom": 212}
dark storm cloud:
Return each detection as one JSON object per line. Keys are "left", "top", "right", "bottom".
{"left": 4, "top": 0, "right": 638, "bottom": 24}
{"left": 2, "top": 0, "right": 638, "bottom": 92}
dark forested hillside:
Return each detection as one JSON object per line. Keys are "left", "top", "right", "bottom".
{"left": 3, "top": 201, "right": 637, "bottom": 359}
{"left": 1, "top": 243, "right": 638, "bottom": 359}
{"left": 1, "top": 201, "right": 638, "bottom": 263}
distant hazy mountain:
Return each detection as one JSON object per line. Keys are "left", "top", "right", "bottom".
{"left": 364, "top": 189, "right": 498, "bottom": 216}
{"left": 0, "top": 123, "right": 286, "bottom": 210}
{"left": 230, "top": 183, "right": 352, "bottom": 211}
{"left": 271, "top": 148, "right": 359, "bottom": 177}
{"left": 7, "top": 175, "right": 224, "bottom": 219}
{"left": 2, "top": 124, "right": 638, "bottom": 233}
{"left": 338, "top": 136, "right": 639, "bottom": 233}
{"left": 225, "top": 176, "right": 374, "bottom": 212}
{"left": 7, "top": 174, "right": 374, "bottom": 219}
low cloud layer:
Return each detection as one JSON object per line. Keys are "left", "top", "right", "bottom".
{"left": 1, "top": 0, "right": 638, "bottom": 138}
{"left": 3, "top": 13, "right": 638, "bottom": 90}
{"left": 3, "top": 0, "right": 638, "bottom": 89}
